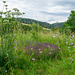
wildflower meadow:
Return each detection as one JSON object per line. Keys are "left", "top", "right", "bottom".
{"left": 0, "top": 1, "right": 75, "bottom": 75}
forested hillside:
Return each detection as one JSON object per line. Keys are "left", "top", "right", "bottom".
{"left": 51, "top": 22, "right": 64, "bottom": 29}
{"left": 17, "top": 18, "right": 64, "bottom": 29}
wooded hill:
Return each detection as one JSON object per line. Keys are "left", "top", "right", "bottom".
{"left": 51, "top": 22, "right": 64, "bottom": 29}
{"left": 17, "top": 18, "right": 64, "bottom": 29}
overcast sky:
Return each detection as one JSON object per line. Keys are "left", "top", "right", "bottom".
{"left": 0, "top": 0, "right": 75, "bottom": 24}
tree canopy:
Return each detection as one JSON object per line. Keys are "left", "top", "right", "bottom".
{"left": 62, "top": 10, "right": 75, "bottom": 32}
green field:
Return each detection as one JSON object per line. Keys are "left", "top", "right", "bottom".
{"left": 0, "top": 28, "right": 75, "bottom": 75}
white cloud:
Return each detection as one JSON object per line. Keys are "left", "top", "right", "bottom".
{"left": 0, "top": 0, "right": 75, "bottom": 24}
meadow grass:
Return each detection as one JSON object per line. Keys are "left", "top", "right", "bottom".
{"left": 0, "top": 1, "right": 75, "bottom": 74}
{"left": 0, "top": 29, "right": 75, "bottom": 75}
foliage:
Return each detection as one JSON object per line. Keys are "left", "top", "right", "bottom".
{"left": 21, "top": 24, "right": 32, "bottom": 33}
{"left": 17, "top": 18, "right": 52, "bottom": 28}
{"left": 62, "top": 10, "right": 75, "bottom": 32}
{"left": 0, "top": 1, "right": 75, "bottom": 75}
{"left": 17, "top": 18, "right": 64, "bottom": 29}
{"left": 51, "top": 22, "right": 64, "bottom": 29}
{"left": 31, "top": 23, "right": 43, "bottom": 31}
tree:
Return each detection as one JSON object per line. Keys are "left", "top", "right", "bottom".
{"left": 67, "top": 11, "right": 75, "bottom": 27}
{"left": 62, "top": 10, "right": 75, "bottom": 32}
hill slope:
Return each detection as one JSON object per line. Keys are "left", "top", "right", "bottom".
{"left": 17, "top": 18, "right": 64, "bottom": 29}
{"left": 51, "top": 22, "right": 65, "bottom": 29}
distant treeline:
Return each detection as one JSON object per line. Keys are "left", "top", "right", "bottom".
{"left": 51, "top": 22, "right": 64, "bottom": 29}
{"left": 17, "top": 18, "right": 64, "bottom": 29}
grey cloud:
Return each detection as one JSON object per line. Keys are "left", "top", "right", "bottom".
{"left": 0, "top": 0, "right": 75, "bottom": 23}
{"left": 55, "top": 0, "right": 75, "bottom": 10}
{"left": 48, "top": 18, "right": 55, "bottom": 21}
{"left": 41, "top": 11, "right": 70, "bottom": 16}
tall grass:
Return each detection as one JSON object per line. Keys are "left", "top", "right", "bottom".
{"left": 0, "top": 1, "right": 75, "bottom": 75}
{"left": 0, "top": 27, "right": 75, "bottom": 75}
{"left": 1, "top": 30, "right": 75, "bottom": 74}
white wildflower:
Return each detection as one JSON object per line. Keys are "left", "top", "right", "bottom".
{"left": 66, "top": 42, "right": 68, "bottom": 44}
{"left": 5, "top": 70, "right": 7, "bottom": 72}
{"left": 32, "top": 58, "right": 35, "bottom": 61}
{"left": 39, "top": 51, "right": 42, "bottom": 53}
{"left": 73, "top": 46, "right": 75, "bottom": 47}
{"left": 39, "top": 49, "right": 41, "bottom": 51}
{"left": 72, "top": 35, "right": 74, "bottom": 38}
{"left": 68, "top": 49, "right": 69, "bottom": 50}
{"left": 7, "top": 54, "right": 8, "bottom": 57}
{"left": 72, "top": 59, "right": 74, "bottom": 61}
{"left": 68, "top": 47, "right": 70, "bottom": 48}
{"left": 15, "top": 43, "right": 17, "bottom": 46}
{"left": 59, "top": 48, "right": 60, "bottom": 49}
{"left": 53, "top": 36, "right": 56, "bottom": 38}
{"left": 31, "top": 48, "right": 33, "bottom": 50}
{"left": 71, "top": 43, "right": 73, "bottom": 45}
{"left": 49, "top": 52, "right": 51, "bottom": 54}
